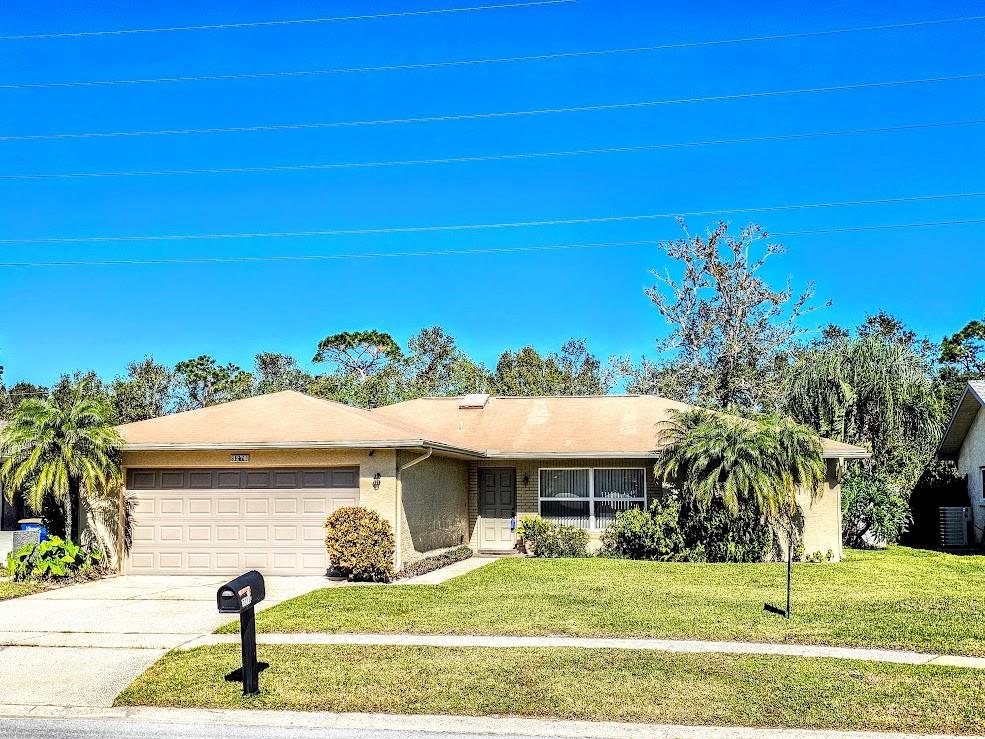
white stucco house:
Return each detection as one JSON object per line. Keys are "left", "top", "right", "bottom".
{"left": 937, "top": 380, "right": 985, "bottom": 545}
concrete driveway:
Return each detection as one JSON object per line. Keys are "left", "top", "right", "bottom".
{"left": 0, "top": 575, "right": 333, "bottom": 709}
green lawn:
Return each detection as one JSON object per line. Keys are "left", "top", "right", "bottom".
{"left": 116, "top": 644, "right": 985, "bottom": 734}
{"left": 0, "top": 580, "right": 43, "bottom": 601}
{"left": 236, "top": 547, "right": 985, "bottom": 656}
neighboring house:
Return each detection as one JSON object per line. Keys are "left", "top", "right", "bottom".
{"left": 107, "top": 391, "right": 868, "bottom": 576}
{"left": 937, "top": 380, "right": 985, "bottom": 544}
{"left": 0, "top": 420, "right": 27, "bottom": 559}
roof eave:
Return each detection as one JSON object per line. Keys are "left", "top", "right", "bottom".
{"left": 483, "top": 450, "right": 662, "bottom": 459}
{"left": 937, "top": 383, "right": 985, "bottom": 458}
{"left": 122, "top": 439, "right": 485, "bottom": 457}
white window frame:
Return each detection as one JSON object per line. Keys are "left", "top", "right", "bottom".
{"left": 538, "top": 466, "right": 647, "bottom": 531}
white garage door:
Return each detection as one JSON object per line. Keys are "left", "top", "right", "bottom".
{"left": 126, "top": 467, "right": 359, "bottom": 576}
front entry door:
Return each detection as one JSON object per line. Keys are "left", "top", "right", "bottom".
{"left": 479, "top": 468, "right": 516, "bottom": 552}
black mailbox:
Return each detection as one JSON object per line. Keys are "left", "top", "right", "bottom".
{"left": 217, "top": 570, "right": 265, "bottom": 614}
{"left": 217, "top": 570, "right": 268, "bottom": 696}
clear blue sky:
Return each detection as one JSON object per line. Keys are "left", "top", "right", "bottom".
{"left": 1, "top": 0, "right": 983, "bottom": 386}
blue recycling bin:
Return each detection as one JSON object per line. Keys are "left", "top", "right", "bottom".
{"left": 18, "top": 519, "right": 48, "bottom": 542}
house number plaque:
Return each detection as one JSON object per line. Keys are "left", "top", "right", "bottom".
{"left": 230, "top": 454, "right": 250, "bottom": 463}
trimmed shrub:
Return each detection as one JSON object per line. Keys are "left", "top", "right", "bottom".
{"left": 517, "top": 517, "right": 590, "bottom": 558}
{"left": 396, "top": 546, "right": 473, "bottom": 579}
{"left": 325, "top": 506, "right": 395, "bottom": 582}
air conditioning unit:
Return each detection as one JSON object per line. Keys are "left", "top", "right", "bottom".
{"left": 939, "top": 507, "right": 973, "bottom": 548}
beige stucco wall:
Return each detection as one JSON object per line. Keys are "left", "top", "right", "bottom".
{"left": 957, "top": 407, "right": 985, "bottom": 543}
{"left": 397, "top": 452, "right": 469, "bottom": 565}
{"left": 787, "top": 459, "right": 844, "bottom": 561}
{"left": 468, "top": 457, "right": 844, "bottom": 561}
{"left": 105, "top": 448, "right": 399, "bottom": 570}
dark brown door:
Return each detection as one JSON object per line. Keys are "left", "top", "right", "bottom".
{"left": 479, "top": 468, "right": 516, "bottom": 551}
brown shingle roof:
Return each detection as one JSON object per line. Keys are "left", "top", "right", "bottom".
{"left": 373, "top": 395, "right": 869, "bottom": 459}
{"left": 117, "top": 391, "right": 478, "bottom": 453}
{"left": 118, "top": 391, "right": 869, "bottom": 459}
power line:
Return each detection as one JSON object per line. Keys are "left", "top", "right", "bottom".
{"left": 4, "top": 71, "right": 982, "bottom": 143}
{"left": 0, "top": 1, "right": 574, "bottom": 42}
{"left": 3, "top": 119, "right": 981, "bottom": 181}
{"left": 1, "top": 192, "right": 982, "bottom": 245}
{"left": 4, "top": 14, "right": 983, "bottom": 89}
{"left": 1, "top": 219, "right": 982, "bottom": 268}
{"left": 776, "top": 219, "right": 985, "bottom": 236}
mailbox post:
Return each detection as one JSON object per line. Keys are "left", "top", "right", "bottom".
{"left": 217, "top": 570, "right": 267, "bottom": 696}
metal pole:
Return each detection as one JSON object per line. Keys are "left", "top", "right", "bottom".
{"left": 240, "top": 606, "right": 259, "bottom": 696}
{"left": 786, "top": 540, "right": 792, "bottom": 619}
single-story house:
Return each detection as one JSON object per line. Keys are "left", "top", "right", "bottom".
{"left": 102, "top": 390, "right": 867, "bottom": 576}
{"left": 937, "top": 380, "right": 985, "bottom": 544}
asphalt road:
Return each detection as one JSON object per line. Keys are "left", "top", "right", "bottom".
{"left": 0, "top": 718, "right": 518, "bottom": 739}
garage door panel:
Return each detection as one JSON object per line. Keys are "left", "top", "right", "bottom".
{"left": 273, "top": 525, "right": 299, "bottom": 542}
{"left": 217, "top": 498, "right": 240, "bottom": 515}
{"left": 216, "top": 525, "right": 240, "bottom": 541}
{"left": 187, "top": 552, "right": 212, "bottom": 570}
{"left": 160, "top": 471, "right": 185, "bottom": 488}
{"left": 216, "top": 552, "right": 240, "bottom": 569}
{"left": 160, "top": 498, "right": 184, "bottom": 515}
{"left": 245, "top": 499, "right": 269, "bottom": 515}
{"left": 187, "top": 526, "right": 211, "bottom": 542}
{"left": 274, "top": 498, "right": 298, "bottom": 514}
{"left": 188, "top": 498, "right": 212, "bottom": 515}
{"left": 243, "top": 552, "right": 270, "bottom": 570}
{"left": 126, "top": 468, "right": 359, "bottom": 575}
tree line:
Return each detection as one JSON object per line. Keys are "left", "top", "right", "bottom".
{"left": 2, "top": 219, "right": 983, "bottom": 547}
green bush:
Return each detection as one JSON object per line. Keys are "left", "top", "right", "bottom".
{"left": 325, "top": 506, "right": 395, "bottom": 582}
{"left": 602, "top": 494, "right": 776, "bottom": 563}
{"left": 680, "top": 497, "right": 776, "bottom": 563}
{"left": 396, "top": 546, "right": 473, "bottom": 579}
{"left": 5, "top": 536, "right": 102, "bottom": 582}
{"left": 601, "top": 498, "right": 685, "bottom": 560}
{"left": 517, "top": 517, "right": 590, "bottom": 558}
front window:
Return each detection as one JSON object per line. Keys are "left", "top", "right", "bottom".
{"left": 539, "top": 467, "right": 646, "bottom": 530}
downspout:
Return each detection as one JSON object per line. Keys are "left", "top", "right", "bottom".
{"left": 395, "top": 447, "right": 433, "bottom": 571}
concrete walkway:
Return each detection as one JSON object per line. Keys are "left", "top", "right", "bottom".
{"left": 0, "top": 575, "right": 335, "bottom": 707}
{"left": 183, "top": 631, "right": 985, "bottom": 669}
{"left": 398, "top": 555, "right": 498, "bottom": 584}
{"left": 0, "top": 704, "right": 977, "bottom": 739}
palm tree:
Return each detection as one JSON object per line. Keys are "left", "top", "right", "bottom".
{"left": 655, "top": 408, "right": 825, "bottom": 616}
{"left": 0, "top": 392, "right": 122, "bottom": 541}
{"left": 655, "top": 409, "right": 825, "bottom": 521}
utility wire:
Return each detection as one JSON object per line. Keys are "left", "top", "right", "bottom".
{"left": 4, "top": 14, "right": 983, "bottom": 89}
{"left": 0, "top": 1, "right": 574, "bottom": 41}
{"left": 4, "top": 72, "right": 982, "bottom": 142}
{"left": 1, "top": 192, "right": 982, "bottom": 245}
{"left": 1, "top": 219, "right": 982, "bottom": 268}
{"left": 2, "top": 119, "right": 981, "bottom": 181}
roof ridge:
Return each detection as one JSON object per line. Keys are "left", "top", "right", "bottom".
{"left": 284, "top": 391, "right": 449, "bottom": 440}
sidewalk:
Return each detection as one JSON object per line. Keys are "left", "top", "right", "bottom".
{"left": 0, "top": 704, "right": 977, "bottom": 739}
{"left": 182, "top": 631, "right": 985, "bottom": 669}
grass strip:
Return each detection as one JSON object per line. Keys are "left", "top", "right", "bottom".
{"left": 116, "top": 644, "right": 985, "bottom": 734}
{"left": 229, "top": 547, "right": 985, "bottom": 657}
